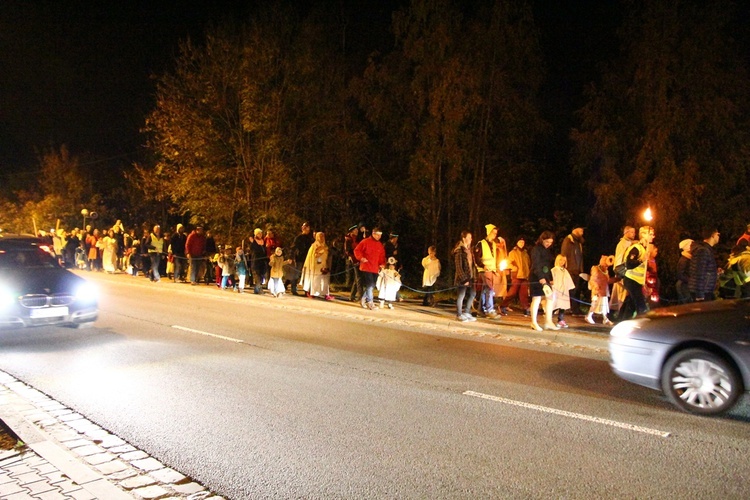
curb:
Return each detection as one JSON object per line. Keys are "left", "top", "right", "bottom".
{"left": 0, "top": 372, "right": 222, "bottom": 500}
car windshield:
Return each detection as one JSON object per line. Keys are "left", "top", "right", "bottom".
{"left": 0, "top": 247, "right": 59, "bottom": 269}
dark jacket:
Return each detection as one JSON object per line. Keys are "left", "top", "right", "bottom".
{"left": 171, "top": 231, "right": 187, "bottom": 256}
{"left": 530, "top": 243, "right": 554, "bottom": 283}
{"left": 689, "top": 240, "right": 717, "bottom": 299}
{"left": 453, "top": 245, "right": 475, "bottom": 286}
{"left": 676, "top": 255, "right": 690, "bottom": 283}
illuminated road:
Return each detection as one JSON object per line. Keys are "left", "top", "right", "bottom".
{"left": 0, "top": 273, "right": 748, "bottom": 498}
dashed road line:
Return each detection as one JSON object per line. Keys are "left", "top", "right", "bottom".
{"left": 171, "top": 325, "right": 244, "bottom": 343}
{"left": 463, "top": 390, "right": 671, "bottom": 438}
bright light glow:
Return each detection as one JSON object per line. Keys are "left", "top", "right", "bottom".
{"left": 499, "top": 259, "right": 508, "bottom": 271}
{"left": 609, "top": 318, "right": 650, "bottom": 338}
{"left": 75, "top": 282, "right": 98, "bottom": 303}
{"left": 643, "top": 207, "right": 653, "bottom": 222}
{"left": 0, "top": 286, "right": 16, "bottom": 309}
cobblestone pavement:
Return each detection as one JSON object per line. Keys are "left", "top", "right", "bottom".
{"left": 0, "top": 372, "right": 223, "bottom": 500}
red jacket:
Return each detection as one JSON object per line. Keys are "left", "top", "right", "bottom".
{"left": 185, "top": 231, "right": 207, "bottom": 257}
{"left": 354, "top": 237, "right": 386, "bottom": 274}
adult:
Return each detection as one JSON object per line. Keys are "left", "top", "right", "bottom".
{"left": 609, "top": 226, "right": 635, "bottom": 317}
{"left": 249, "top": 229, "right": 268, "bottom": 294}
{"left": 736, "top": 223, "right": 750, "bottom": 247}
{"left": 623, "top": 226, "right": 655, "bottom": 316}
{"left": 501, "top": 237, "right": 531, "bottom": 315}
{"left": 494, "top": 236, "right": 509, "bottom": 314}
{"left": 101, "top": 229, "right": 119, "bottom": 274}
{"left": 171, "top": 223, "right": 188, "bottom": 282}
{"left": 476, "top": 224, "right": 499, "bottom": 318}
{"left": 720, "top": 240, "right": 750, "bottom": 299}
{"left": 290, "top": 222, "right": 315, "bottom": 295}
{"left": 689, "top": 228, "right": 720, "bottom": 301}
{"left": 113, "top": 220, "right": 125, "bottom": 270}
{"left": 63, "top": 230, "right": 80, "bottom": 269}
{"left": 301, "top": 232, "right": 333, "bottom": 300}
{"left": 344, "top": 225, "right": 362, "bottom": 302}
{"left": 148, "top": 225, "right": 164, "bottom": 282}
{"left": 453, "top": 231, "right": 477, "bottom": 322}
{"left": 86, "top": 229, "right": 100, "bottom": 272}
{"left": 354, "top": 227, "right": 386, "bottom": 310}
{"left": 529, "top": 231, "right": 558, "bottom": 331}
{"left": 185, "top": 225, "right": 207, "bottom": 285}
{"left": 384, "top": 233, "right": 401, "bottom": 270}
{"left": 560, "top": 226, "right": 585, "bottom": 315}
{"left": 674, "top": 239, "right": 693, "bottom": 304}
{"left": 204, "top": 230, "right": 218, "bottom": 285}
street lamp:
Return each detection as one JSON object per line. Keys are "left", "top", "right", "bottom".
{"left": 81, "top": 208, "right": 89, "bottom": 228}
{"left": 643, "top": 207, "right": 653, "bottom": 222}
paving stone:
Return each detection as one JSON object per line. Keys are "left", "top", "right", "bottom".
{"left": 120, "top": 450, "right": 148, "bottom": 461}
{"left": 64, "top": 439, "right": 94, "bottom": 449}
{"left": 109, "top": 444, "right": 137, "bottom": 454}
{"left": 0, "top": 472, "right": 13, "bottom": 484}
{"left": 83, "top": 452, "right": 117, "bottom": 466}
{"left": 121, "top": 475, "right": 157, "bottom": 489}
{"left": 4, "top": 490, "right": 35, "bottom": 500}
{"left": 93, "top": 459, "right": 130, "bottom": 475}
{"left": 25, "top": 478, "right": 57, "bottom": 495}
{"left": 131, "top": 457, "right": 164, "bottom": 472}
{"left": 173, "top": 482, "right": 206, "bottom": 495}
{"left": 14, "top": 471, "right": 43, "bottom": 485}
{"left": 149, "top": 467, "right": 186, "bottom": 484}
{"left": 34, "top": 462, "right": 58, "bottom": 475}
{"left": 58, "top": 412, "right": 83, "bottom": 422}
{"left": 187, "top": 492, "right": 212, "bottom": 500}
{"left": 36, "top": 490, "right": 71, "bottom": 500}
{"left": 132, "top": 484, "right": 170, "bottom": 499}
{"left": 5, "top": 463, "right": 33, "bottom": 476}
{"left": 83, "top": 428, "right": 110, "bottom": 440}
{"left": 0, "top": 480, "right": 25, "bottom": 496}
{"left": 56, "top": 479, "right": 84, "bottom": 494}
{"left": 49, "top": 430, "right": 81, "bottom": 442}
{"left": 71, "top": 445, "right": 103, "bottom": 457}
{"left": 108, "top": 468, "right": 139, "bottom": 481}
{"left": 98, "top": 435, "right": 127, "bottom": 448}
{"left": 41, "top": 470, "right": 67, "bottom": 484}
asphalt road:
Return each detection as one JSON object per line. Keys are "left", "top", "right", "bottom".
{"left": 1, "top": 273, "right": 749, "bottom": 498}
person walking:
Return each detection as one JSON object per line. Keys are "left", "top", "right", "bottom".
{"left": 354, "top": 227, "right": 386, "bottom": 310}
{"left": 290, "top": 222, "right": 314, "bottom": 295}
{"left": 476, "top": 224, "right": 499, "bottom": 318}
{"left": 689, "top": 228, "right": 720, "bottom": 302}
{"left": 561, "top": 227, "right": 585, "bottom": 315}
{"left": 501, "top": 237, "right": 531, "bottom": 316}
{"left": 344, "top": 225, "right": 362, "bottom": 302}
{"left": 622, "top": 226, "right": 655, "bottom": 316}
{"left": 185, "top": 226, "right": 207, "bottom": 285}
{"left": 453, "top": 231, "right": 477, "bottom": 322}
{"left": 421, "top": 245, "right": 441, "bottom": 306}
{"left": 529, "top": 231, "right": 558, "bottom": 331}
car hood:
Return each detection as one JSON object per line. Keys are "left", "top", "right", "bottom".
{"left": 0, "top": 267, "right": 87, "bottom": 296}
{"left": 645, "top": 299, "right": 743, "bottom": 319}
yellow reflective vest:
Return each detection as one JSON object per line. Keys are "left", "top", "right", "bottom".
{"left": 624, "top": 243, "right": 647, "bottom": 285}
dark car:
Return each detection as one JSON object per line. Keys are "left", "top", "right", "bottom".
{"left": 609, "top": 299, "right": 750, "bottom": 416}
{"left": 0, "top": 235, "right": 98, "bottom": 328}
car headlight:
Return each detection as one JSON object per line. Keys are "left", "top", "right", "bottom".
{"left": 75, "top": 282, "right": 98, "bottom": 303}
{"left": 0, "top": 287, "right": 16, "bottom": 308}
{"left": 609, "top": 318, "right": 651, "bottom": 338}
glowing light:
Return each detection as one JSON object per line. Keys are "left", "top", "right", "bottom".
{"left": 643, "top": 207, "right": 653, "bottom": 222}
{"left": 499, "top": 259, "right": 508, "bottom": 271}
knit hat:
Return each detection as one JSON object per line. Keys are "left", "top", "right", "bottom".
{"left": 485, "top": 224, "right": 497, "bottom": 235}
{"left": 679, "top": 239, "right": 693, "bottom": 251}
{"left": 254, "top": 228, "right": 263, "bottom": 236}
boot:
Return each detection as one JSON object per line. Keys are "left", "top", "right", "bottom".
{"left": 530, "top": 296, "right": 543, "bottom": 331}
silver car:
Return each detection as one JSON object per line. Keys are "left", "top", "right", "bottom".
{"left": 0, "top": 236, "right": 98, "bottom": 328}
{"left": 610, "top": 299, "right": 750, "bottom": 416}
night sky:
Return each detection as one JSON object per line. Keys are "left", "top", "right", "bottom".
{"left": 0, "top": 0, "right": 619, "bottom": 181}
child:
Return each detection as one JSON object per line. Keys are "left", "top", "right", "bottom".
{"left": 587, "top": 255, "right": 615, "bottom": 325}
{"left": 421, "top": 245, "right": 441, "bottom": 306}
{"left": 377, "top": 257, "right": 402, "bottom": 309}
{"left": 235, "top": 247, "right": 248, "bottom": 293}
{"left": 268, "top": 246, "right": 288, "bottom": 297}
{"left": 550, "top": 254, "right": 575, "bottom": 328}
{"left": 218, "top": 246, "right": 235, "bottom": 290}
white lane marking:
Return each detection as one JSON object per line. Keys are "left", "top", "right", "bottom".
{"left": 463, "top": 390, "right": 670, "bottom": 438}
{"left": 172, "top": 325, "right": 244, "bottom": 344}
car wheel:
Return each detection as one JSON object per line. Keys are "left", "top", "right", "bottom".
{"left": 661, "top": 348, "right": 742, "bottom": 416}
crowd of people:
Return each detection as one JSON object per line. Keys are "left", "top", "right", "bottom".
{"left": 35, "top": 217, "right": 750, "bottom": 330}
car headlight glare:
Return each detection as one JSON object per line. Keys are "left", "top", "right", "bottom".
{"left": 0, "top": 288, "right": 16, "bottom": 308}
{"left": 75, "top": 283, "right": 98, "bottom": 303}
{"left": 609, "top": 318, "right": 650, "bottom": 338}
